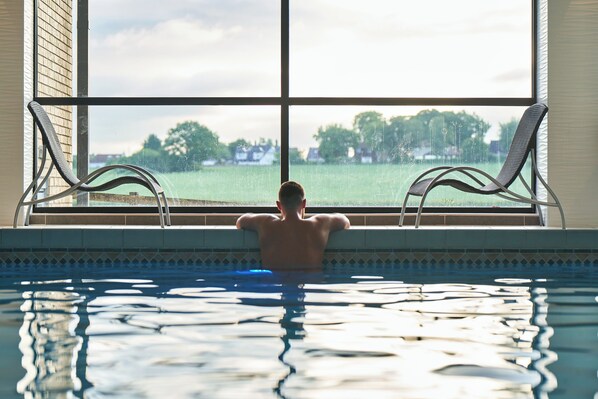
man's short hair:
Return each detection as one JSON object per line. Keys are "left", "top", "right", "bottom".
{"left": 278, "top": 181, "right": 305, "bottom": 210}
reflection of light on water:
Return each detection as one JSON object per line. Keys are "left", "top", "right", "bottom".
{"left": 7, "top": 272, "right": 585, "bottom": 398}
{"left": 529, "top": 287, "right": 557, "bottom": 399}
{"left": 17, "top": 289, "right": 84, "bottom": 396}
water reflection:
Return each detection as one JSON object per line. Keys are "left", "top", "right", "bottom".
{"left": 273, "top": 281, "right": 306, "bottom": 399}
{"left": 2, "top": 269, "right": 597, "bottom": 398}
{"left": 15, "top": 282, "right": 92, "bottom": 398}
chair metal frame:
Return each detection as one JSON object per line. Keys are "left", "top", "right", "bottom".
{"left": 14, "top": 104, "right": 171, "bottom": 228}
{"left": 399, "top": 106, "right": 565, "bottom": 229}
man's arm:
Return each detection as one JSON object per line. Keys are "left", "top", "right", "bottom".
{"left": 236, "top": 213, "right": 278, "bottom": 231}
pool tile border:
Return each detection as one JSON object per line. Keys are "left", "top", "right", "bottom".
{"left": 0, "top": 249, "right": 596, "bottom": 270}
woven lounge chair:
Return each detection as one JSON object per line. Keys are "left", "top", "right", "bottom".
{"left": 14, "top": 101, "right": 171, "bottom": 228}
{"left": 399, "top": 103, "right": 565, "bottom": 229}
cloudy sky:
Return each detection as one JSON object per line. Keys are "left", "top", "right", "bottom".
{"left": 79, "top": 0, "right": 531, "bottom": 155}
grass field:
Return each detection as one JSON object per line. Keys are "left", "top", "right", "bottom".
{"left": 94, "top": 162, "right": 533, "bottom": 208}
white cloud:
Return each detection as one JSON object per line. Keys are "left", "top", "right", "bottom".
{"left": 83, "top": 1, "right": 532, "bottom": 153}
{"left": 89, "top": 16, "right": 278, "bottom": 96}
{"left": 290, "top": 0, "right": 531, "bottom": 97}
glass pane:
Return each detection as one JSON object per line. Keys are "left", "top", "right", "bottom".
{"left": 38, "top": 106, "right": 280, "bottom": 207}
{"left": 289, "top": 106, "right": 531, "bottom": 207}
{"left": 71, "top": 0, "right": 279, "bottom": 97}
{"left": 291, "top": 0, "right": 532, "bottom": 97}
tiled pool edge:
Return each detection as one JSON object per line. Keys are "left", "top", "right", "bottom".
{"left": 0, "top": 227, "right": 596, "bottom": 268}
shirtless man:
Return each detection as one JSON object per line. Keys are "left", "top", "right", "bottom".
{"left": 236, "top": 181, "right": 350, "bottom": 270}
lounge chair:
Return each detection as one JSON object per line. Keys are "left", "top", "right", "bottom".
{"left": 399, "top": 103, "right": 565, "bottom": 229}
{"left": 14, "top": 101, "right": 171, "bottom": 228}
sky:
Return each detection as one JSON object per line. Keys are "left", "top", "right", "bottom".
{"left": 74, "top": 0, "right": 532, "bottom": 155}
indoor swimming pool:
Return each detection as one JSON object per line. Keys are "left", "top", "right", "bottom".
{"left": 0, "top": 265, "right": 597, "bottom": 399}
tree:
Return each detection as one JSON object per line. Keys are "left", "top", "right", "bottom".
{"left": 384, "top": 116, "right": 414, "bottom": 163}
{"left": 409, "top": 110, "right": 490, "bottom": 160}
{"left": 289, "top": 148, "right": 305, "bottom": 164}
{"left": 461, "top": 135, "right": 489, "bottom": 163}
{"left": 405, "top": 109, "right": 442, "bottom": 154}
{"left": 353, "top": 111, "right": 386, "bottom": 161}
{"left": 108, "top": 134, "right": 170, "bottom": 172}
{"left": 444, "top": 111, "right": 491, "bottom": 156}
{"left": 143, "top": 134, "right": 162, "bottom": 151}
{"left": 256, "top": 137, "right": 275, "bottom": 147}
{"left": 216, "top": 142, "right": 231, "bottom": 162}
{"left": 428, "top": 115, "right": 448, "bottom": 158}
{"left": 126, "top": 148, "right": 170, "bottom": 172}
{"left": 163, "top": 121, "right": 221, "bottom": 171}
{"left": 498, "top": 118, "right": 518, "bottom": 154}
{"left": 313, "top": 124, "right": 359, "bottom": 164}
{"left": 227, "top": 138, "right": 251, "bottom": 159}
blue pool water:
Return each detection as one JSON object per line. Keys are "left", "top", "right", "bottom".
{"left": 0, "top": 266, "right": 597, "bottom": 399}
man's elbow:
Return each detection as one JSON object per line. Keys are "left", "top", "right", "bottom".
{"left": 344, "top": 217, "right": 351, "bottom": 229}
{"left": 332, "top": 213, "right": 350, "bottom": 231}
{"left": 342, "top": 215, "right": 351, "bottom": 229}
{"left": 236, "top": 214, "right": 248, "bottom": 229}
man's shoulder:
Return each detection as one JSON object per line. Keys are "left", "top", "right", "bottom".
{"left": 308, "top": 213, "right": 343, "bottom": 222}
{"left": 236, "top": 213, "right": 279, "bottom": 230}
{"left": 249, "top": 213, "right": 280, "bottom": 225}
{"left": 307, "top": 213, "right": 350, "bottom": 231}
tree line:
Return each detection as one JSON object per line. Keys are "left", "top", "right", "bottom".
{"left": 314, "top": 110, "right": 518, "bottom": 164}
{"left": 110, "top": 121, "right": 263, "bottom": 173}
{"left": 109, "top": 110, "right": 519, "bottom": 172}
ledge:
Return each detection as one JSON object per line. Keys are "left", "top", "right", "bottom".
{"left": 0, "top": 226, "right": 595, "bottom": 252}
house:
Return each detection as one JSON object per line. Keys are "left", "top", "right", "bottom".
{"left": 235, "top": 145, "right": 279, "bottom": 166}
{"left": 443, "top": 145, "right": 460, "bottom": 159}
{"left": 489, "top": 140, "right": 503, "bottom": 155}
{"left": 355, "top": 144, "right": 374, "bottom": 164}
{"left": 411, "top": 147, "right": 437, "bottom": 161}
{"left": 89, "top": 154, "right": 123, "bottom": 169}
{"left": 306, "top": 147, "right": 325, "bottom": 163}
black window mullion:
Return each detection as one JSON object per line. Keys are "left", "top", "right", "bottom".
{"left": 280, "top": 0, "right": 290, "bottom": 183}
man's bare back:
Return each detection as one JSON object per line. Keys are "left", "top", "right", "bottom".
{"left": 237, "top": 182, "right": 350, "bottom": 270}
{"left": 236, "top": 212, "right": 350, "bottom": 270}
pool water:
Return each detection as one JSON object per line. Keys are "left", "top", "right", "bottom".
{"left": 0, "top": 266, "right": 597, "bottom": 399}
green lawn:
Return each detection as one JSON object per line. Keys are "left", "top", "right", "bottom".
{"left": 96, "top": 162, "right": 533, "bottom": 208}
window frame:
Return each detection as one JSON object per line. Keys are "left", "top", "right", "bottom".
{"left": 32, "top": 0, "right": 538, "bottom": 215}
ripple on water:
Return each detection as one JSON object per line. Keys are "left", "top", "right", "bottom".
{"left": 2, "top": 269, "right": 597, "bottom": 398}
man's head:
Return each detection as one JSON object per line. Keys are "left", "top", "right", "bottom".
{"left": 277, "top": 181, "right": 306, "bottom": 213}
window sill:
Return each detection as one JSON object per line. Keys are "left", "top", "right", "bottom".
{"left": 28, "top": 213, "right": 540, "bottom": 227}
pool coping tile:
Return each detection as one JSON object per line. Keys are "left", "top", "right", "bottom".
{"left": 163, "top": 229, "right": 205, "bottom": 249}
{"left": 83, "top": 228, "right": 124, "bottom": 249}
{"left": 565, "top": 230, "right": 598, "bottom": 250}
{"left": 484, "top": 229, "right": 528, "bottom": 251}
{"left": 41, "top": 228, "right": 84, "bottom": 249}
{"left": 203, "top": 229, "right": 245, "bottom": 249}
{"left": 327, "top": 229, "right": 366, "bottom": 250}
{"left": 365, "top": 228, "right": 406, "bottom": 250}
{"left": 243, "top": 230, "right": 260, "bottom": 248}
{"left": 526, "top": 229, "right": 567, "bottom": 250}
{"left": 404, "top": 228, "right": 447, "bottom": 250}
{"left": 123, "top": 229, "right": 164, "bottom": 249}
{"left": 445, "top": 229, "right": 487, "bottom": 250}
{"left": 1, "top": 228, "right": 43, "bottom": 249}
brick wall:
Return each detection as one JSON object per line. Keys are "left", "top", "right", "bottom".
{"left": 37, "top": 0, "right": 73, "bottom": 205}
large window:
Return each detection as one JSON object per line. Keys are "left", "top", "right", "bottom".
{"left": 34, "top": 0, "right": 535, "bottom": 212}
